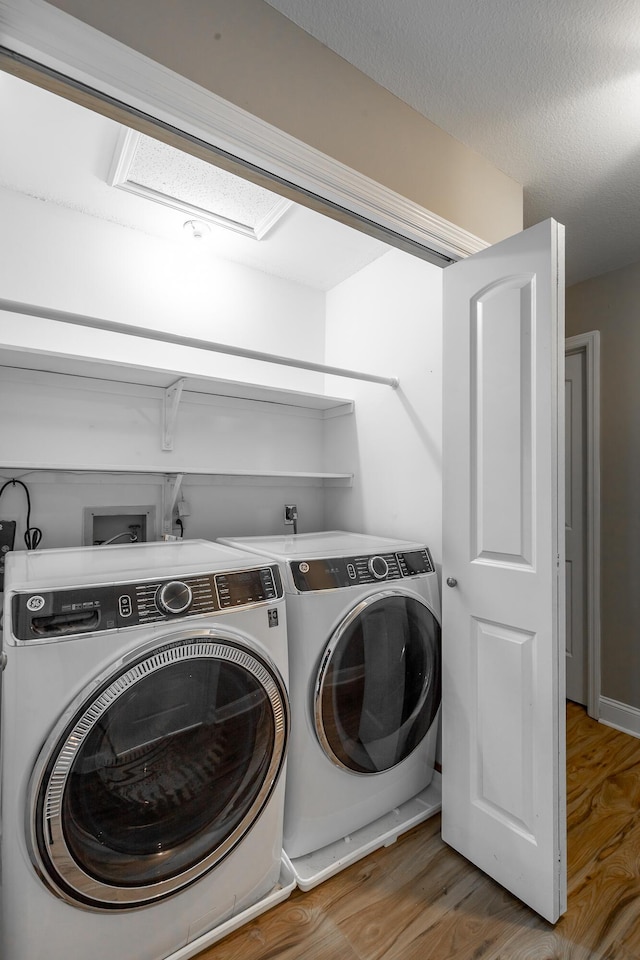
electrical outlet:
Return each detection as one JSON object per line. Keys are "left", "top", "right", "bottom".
{"left": 284, "top": 504, "right": 298, "bottom": 524}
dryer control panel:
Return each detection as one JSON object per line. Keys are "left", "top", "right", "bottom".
{"left": 10, "top": 564, "right": 282, "bottom": 642}
{"left": 290, "top": 547, "right": 434, "bottom": 592}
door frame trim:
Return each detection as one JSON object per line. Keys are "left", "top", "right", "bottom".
{"left": 565, "top": 331, "right": 601, "bottom": 719}
{"left": 0, "top": 0, "right": 489, "bottom": 264}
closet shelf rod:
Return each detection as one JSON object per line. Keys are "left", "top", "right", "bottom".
{"left": 1, "top": 300, "right": 400, "bottom": 389}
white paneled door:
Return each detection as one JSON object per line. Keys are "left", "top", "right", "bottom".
{"left": 441, "top": 220, "right": 566, "bottom": 923}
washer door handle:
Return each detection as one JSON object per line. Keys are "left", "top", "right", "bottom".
{"left": 446, "top": 577, "right": 458, "bottom": 588}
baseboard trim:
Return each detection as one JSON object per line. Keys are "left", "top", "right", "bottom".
{"left": 598, "top": 696, "right": 640, "bottom": 739}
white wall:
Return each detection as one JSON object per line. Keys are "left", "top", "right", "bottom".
{"left": 0, "top": 471, "right": 328, "bottom": 551}
{"left": 1, "top": 193, "right": 445, "bottom": 555}
{"left": 0, "top": 187, "right": 327, "bottom": 393}
{"left": 323, "top": 249, "right": 443, "bottom": 559}
{"left": 1, "top": 369, "right": 329, "bottom": 472}
{"left": 0, "top": 366, "right": 331, "bottom": 548}
{"left": 0, "top": 186, "right": 336, "bottom": 551}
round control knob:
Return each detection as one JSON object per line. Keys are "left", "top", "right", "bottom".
{"left": 446, "top": 577, "right": 458, "bottom": 588}
{"left": 368, "top": 555, "right": 389, "bottom": 580}
{"left": 156, "top": 580, "right": 193, "bottom": 615}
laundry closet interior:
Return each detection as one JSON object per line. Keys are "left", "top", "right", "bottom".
{"left": 0, "top": 44, "right": 564, "bottom": 958}
{"left": 0, "top": 71, "right": 444, "bottom": 562}
{"left": 0, "top": 62, "right": 446, "bottom": 918}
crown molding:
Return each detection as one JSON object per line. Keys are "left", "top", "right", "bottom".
{"left": 0, "top": 0, "right": 489, "bottom": 262}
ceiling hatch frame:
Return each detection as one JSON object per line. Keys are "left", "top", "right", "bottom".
{"left": 108, "top": 128, "right": 293, "bottom": 241}
{"left": 0, "top": 0, "right": 490, "bottom": 269}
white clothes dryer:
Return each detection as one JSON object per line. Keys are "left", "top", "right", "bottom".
{"left": 219, "top": 531, "right": 441, "bottom": 888}
{"left": 0, "top": 539, "right": 290, "bottom": 960}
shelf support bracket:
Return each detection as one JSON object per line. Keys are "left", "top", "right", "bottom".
{"left": 162, "top": 378, "right": 185, "bottom": 451}
{"left": 162, "top": 473, "right": 184, "bottom": 536}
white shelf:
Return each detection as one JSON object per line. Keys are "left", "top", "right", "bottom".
{"left": 0, "top": 346, "right": 355, "bottom": 417}
{"left": 0, "top": 463, "right": 353, "bottom": 485}
{"left": 0, "top": 345, "right": 355, "bottom": 501}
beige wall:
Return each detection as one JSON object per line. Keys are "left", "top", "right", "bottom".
{"left": 567, "top": 260, "right": 640, "bottom": 710}
{"left": 45, "top": 0, "right": 522, "bottom": 244}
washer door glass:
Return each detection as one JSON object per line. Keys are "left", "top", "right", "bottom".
{"left": 31, "top": 635, "right": 288, "bottom": 909}
{"left": 315, "top": 592, "right": 441, "bottom": 774}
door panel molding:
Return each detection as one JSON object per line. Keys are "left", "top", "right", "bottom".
{"left": 472, "top": 617, "right": 535, "bottom": 836}
{"left": 471, "top": 275, "right": 535, "bottom": 566}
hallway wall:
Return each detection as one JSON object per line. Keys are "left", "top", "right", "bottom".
{"left": 567, "top": 259, "right": 640, "bottom": 713}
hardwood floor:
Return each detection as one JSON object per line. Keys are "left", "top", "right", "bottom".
{"left": 196, "top": 703, "right": 640, "bottom": 960}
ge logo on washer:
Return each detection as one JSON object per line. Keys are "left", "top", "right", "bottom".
{"left": 26, "top": 595, "right": 46, "bottom": 612}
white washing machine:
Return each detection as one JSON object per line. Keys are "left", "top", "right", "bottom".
{"left": 0, "top": 539, "right": 290, "bottom": 960}
{"left": 219, "top": 531, "right": 441, "bottom": 888}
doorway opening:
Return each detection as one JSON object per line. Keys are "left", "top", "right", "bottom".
{"left": 565, "top": 331, "right": 601, "bottom": 719}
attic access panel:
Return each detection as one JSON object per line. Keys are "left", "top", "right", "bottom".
{"left": 108, "top": 129, "right": 292, "bottom": 240}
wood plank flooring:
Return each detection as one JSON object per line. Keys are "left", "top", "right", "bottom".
{"left": 196, "top": 703, "right": 640, "bottom": 960}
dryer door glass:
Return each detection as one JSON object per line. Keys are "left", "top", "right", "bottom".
{"left": 315, "top": 593, "right": 440, "bottom": 774}
{"left": 30, "top": 636, "right": 288, "bottom": 909}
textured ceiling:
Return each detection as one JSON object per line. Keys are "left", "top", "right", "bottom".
{"left": 265, "top": 0, "right": 640, "bottom": 286}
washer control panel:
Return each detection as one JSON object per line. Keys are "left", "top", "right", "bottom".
{"left": 10, "top": 564, "right": 282, "bottom": 642}
{"left": 291, "top": 547, "right": 434, "bottom": 592}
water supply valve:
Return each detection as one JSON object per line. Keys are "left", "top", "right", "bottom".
{"left": 284, "top": 504, "right": 298, "bottom": 534}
